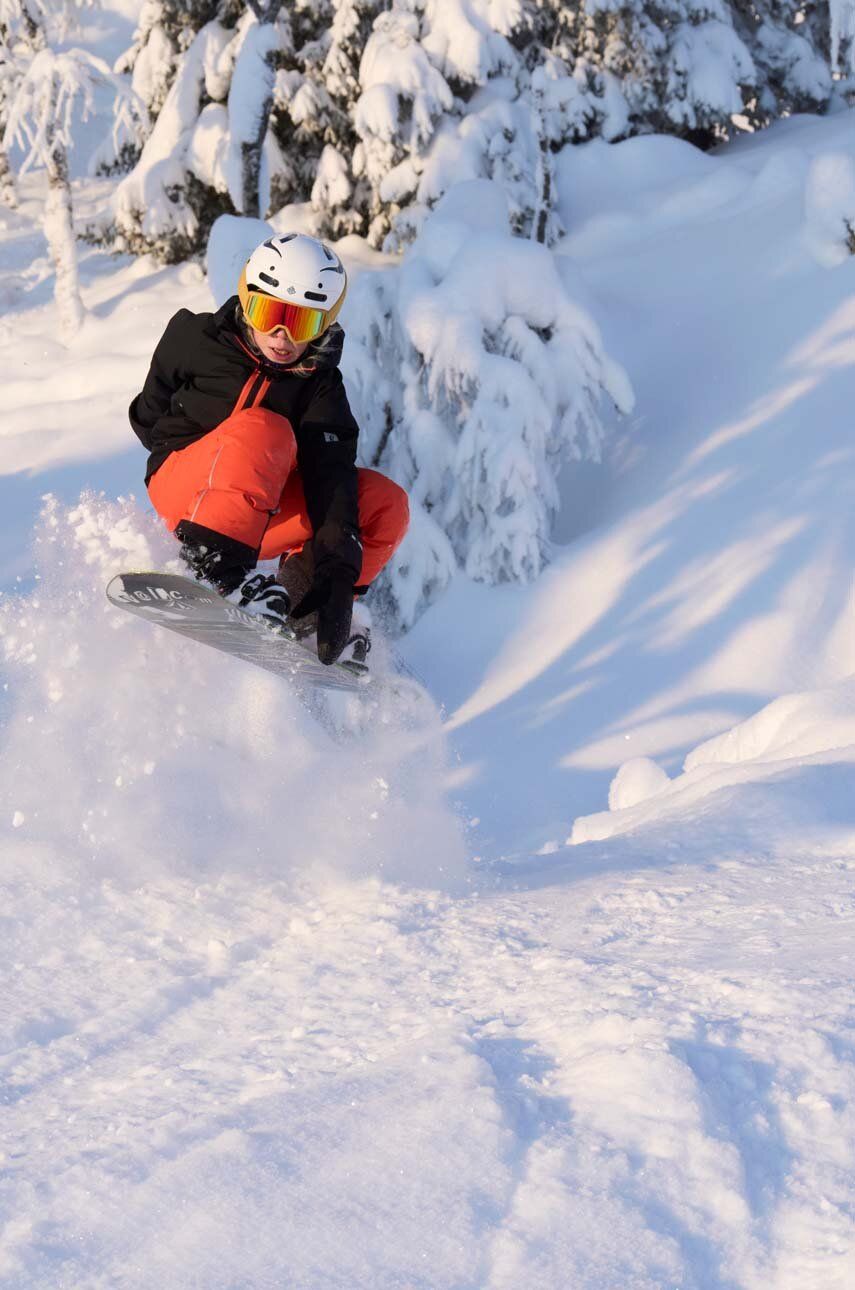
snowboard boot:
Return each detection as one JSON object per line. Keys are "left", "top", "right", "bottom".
{"left": 237, "top": 573, "right": 293, "bottom": 634}
{"left": 176, "top": 521, "right": 256, "bottom": 597}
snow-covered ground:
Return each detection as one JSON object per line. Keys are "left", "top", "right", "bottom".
{"left": 1, "top": 31, "right": 854, "bottom": 1286}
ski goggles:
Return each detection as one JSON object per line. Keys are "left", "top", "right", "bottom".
{"left": 241, "top": 291, "right": 330, "bottom": 342}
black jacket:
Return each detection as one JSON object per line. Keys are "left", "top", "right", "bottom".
{"left": 129, "top": 297, "right": 361, "bottom": 576}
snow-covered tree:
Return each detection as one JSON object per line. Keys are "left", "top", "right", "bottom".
{"left": 114, "top": 16, "right": 232, "bottom": 260}
{"left": 550, "top": 0, "right": 839, "bottom": 142}
{"left": 398, "top": 77, "right": 562, "bottom": 247}
{"left": 345, "top": 181, "right": 634, "bottom": 628}
{"left": 0, "top": 0, "right": 47, "bottom": 208}
{"left": 0, "top": 45, "right": 19, "bottom": 207}
{"left": 264, "top": 0, "right": 385, "bottom": 235}
{"left": 105, "top": 1, "right": 279, "bottom": 174}
{"left": 271, "top": 0, "right": 536, "bottom": 242}
{"left": 114, "top": 2, "right": 291, "bottom": 262}
{"left": 227, "top": 0, "right": 282, "bottom": 217}
{"left": 349, "top": 2, "right": 454, "bottom": 245}
{"left": 382, "top": 0, "right": 837, "bottom": 243}
{"left": 93, "top": 0, "right": 195, "bottom": 175}
{"left": 4, "top": 44, "right": 141, "bottom": 336}
{"left": 262, "top": 0, "right": 331, "bottom": 215}
{"left": 730, "top": 0, "right": 833, "bottom": 127}
{"left": 1, "top": 0, "right": 143, "bottom": 336}
{"left": 829, "top": 0, "right": 855, "bottom": 77}
{"left": 351, "top": 0, "right": 580, "bottom": 247}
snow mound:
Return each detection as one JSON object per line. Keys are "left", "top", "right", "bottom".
{"left": 686, "top": 679, "right": 855, "bottom": 769}
{"left": 608, "top": 756, "right": 671, "bottom": 811}
{"left": 0, "top": 495, "right": 466, "bottom": 890}
{"left": 206, "top": 212, "right": 274, "bottom": 307}
{"left": 557, "top": 135, "right": 717, "bottom": 227}
{"left": 571, "top": 678, "right": 855, "bottom": 846}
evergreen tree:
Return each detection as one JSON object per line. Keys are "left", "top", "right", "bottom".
{"left": 267, "top": 0, "right": 338, "bottom": 221}
{"left": 733, "top": 0, "right": 832, "bottom": 128}
{"left": 0, "top": 16, "right": 21, "bottom": 208}
{"left": 0, "top": 0, "right": 47, "bottom": 208}
{"left": 829, "top": 0, "right": 855, "bottom": 78}
{"left": 2, "top": 1, "right": 142, "bottom": 337}
{"left": 312, "top": 0, "right": 387, "bottom": 236}
{"left": 545, "top": 0, "right": 838, "bottom": 142}
{"left": 346, "top": 181, "right": 634, "bottom": 627}
{"left": 351, "top": 1, "right": 604, "bottom": 248}
{"left": 113, "top": 1, "right": 291, "bottom": 262}
{"left": 228, "top": 0, "right": 283, "bottom": 218}
{"left": 97, "top": 2, "right": 236, "bottom": 175}
{"left": 351, "top": 1, "right": 454, "bottom": 245}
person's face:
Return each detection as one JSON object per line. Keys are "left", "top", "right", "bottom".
{"left": 251, "top": 326, "right": 310, "bottom": 365}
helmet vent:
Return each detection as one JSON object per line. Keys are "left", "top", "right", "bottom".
{"left": 305, "top": 291, "right": 327, "bottom": 302}
{"left": 258, "top": 271, "right": 279, "bottom": 288}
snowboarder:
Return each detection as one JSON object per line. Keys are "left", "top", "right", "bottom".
{"left": 129, "top": 233, "right": 409, "bottom": 666}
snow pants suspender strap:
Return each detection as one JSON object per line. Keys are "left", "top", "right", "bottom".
{"left": 233, "top": 373, "right": 272, "bottom": 414}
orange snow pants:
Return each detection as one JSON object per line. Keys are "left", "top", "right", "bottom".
{"left": 147, "top": 407, "right": 409, "bottom": 585}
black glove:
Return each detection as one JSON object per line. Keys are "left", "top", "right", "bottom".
{"left": 290, "top": 571, "right": 355, "bottom": 666}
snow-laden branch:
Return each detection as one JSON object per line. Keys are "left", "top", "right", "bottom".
{"left": 4, "top": 47, "right": 144, "bottom": 174}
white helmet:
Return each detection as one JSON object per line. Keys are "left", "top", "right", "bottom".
{"left": 238, "top": 233, "right": 347, "bottom": 334}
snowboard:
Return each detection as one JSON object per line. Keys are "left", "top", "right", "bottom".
{"left": 106, "top": 571, "right": 371, "bottom": 693}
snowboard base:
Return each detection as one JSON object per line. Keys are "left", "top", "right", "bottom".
{"left": 106, "top": 571, "right": 371, "bottom": 693}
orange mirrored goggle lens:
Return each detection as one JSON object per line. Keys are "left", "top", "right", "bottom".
{"left": 243, "top": 292, "right": 328, "bottom": 341}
